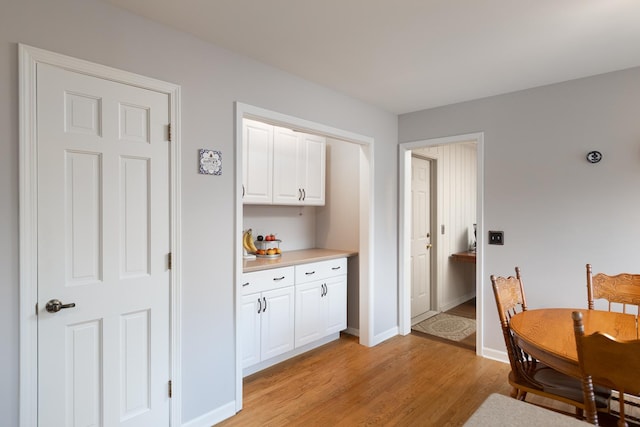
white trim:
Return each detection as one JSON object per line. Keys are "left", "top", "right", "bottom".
{"left": 398, "top": 132, "right": 485, "bottom": 356}
{"left": 482, "top": 348, "right": 509, "bottom": 365}
{"left": 18, "top": 44, "right": 182, "bottom": 427}
{"left": 371, "top": 326, "right": 399, "bottom": 346}
{"left": 234, "top": 102, "right": 375, "bottom": 412}
{"left": 181, "top": 402, "right": 236, "bottom": 427}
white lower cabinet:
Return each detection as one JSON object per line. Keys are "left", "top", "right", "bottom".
{"left": 241, "top": 267, "right": 295, "bottom": 369}
{"left": 242, "top": 258, "right": 347, "bottom": 373}
{"left": 295, "top": 258, "right": 347, "bottom": 348}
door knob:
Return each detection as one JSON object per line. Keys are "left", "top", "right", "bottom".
{"left": 45, "top": 299, "right": 76, "bottom": 313}
{"left": 426, "top": 244, "right": 433, "bottom": 249}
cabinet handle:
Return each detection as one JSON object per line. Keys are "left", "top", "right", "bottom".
{"left": 331, "top": 266, "right": 341, "bottom": 270}
{"left": 321, "top": 283, "right": 327, "bottom": 297}
{"left": 302, "top": 188, "right": 306, "bottom": 201}
{"left": 273, "top": 276, "right": 285, "bottom": 281}
{"left": 305, "top": 271, "right": 316, "bottom": 276}
{"left": 242, "top": 282, "right": 250, "bottom": 287}
{"left": 298, "top": 188, "right": 302, "bottom": 201}
{"left": 242, "top": 185, "right": 245, "bottom": 197}
{"left": 263, "top": 297, "right": 267, "bottom": 312}
{"left": 257, "top": 298, "right": 262, "bottom": 314}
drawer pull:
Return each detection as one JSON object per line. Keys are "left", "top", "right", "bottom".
{"left": 242, "top": 282, "right": 250, "bottom": 287}
{"left": 273, "top": 276, "right": 285, "bottom": 281}
{"left": 331, "top": 266, "right": 341, "bottom": 270}
{"left": 305, "top": 271, "right": 316, "bottom": 275}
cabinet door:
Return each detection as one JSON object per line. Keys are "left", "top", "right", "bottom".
{"left": 243, "top": 119, "right": 273, "bottom": 204}
{"left": 272, "top": 126, "right": 303, "bottom": 205}
{"left": 294, "top": 281, "right": 324, "bottom": 347}
{"left": 241, "top": 294, "right": 262, "bottom": 368}
{"left": 300, "top": 133, "right": 326, "bottom": 206}
{"left": 324, "top": 276, "right": 347, "bottom": 335}
{"left": 261, "top": 286, "right": 295, "bottom": 361}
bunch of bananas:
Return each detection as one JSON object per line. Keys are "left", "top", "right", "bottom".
{"left": 242, "top": 229, "right": 258, "bottom": 254}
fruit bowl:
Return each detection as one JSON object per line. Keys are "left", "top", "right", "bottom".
{"left": 254, "top": 239, "right": 282, "bottom": 258}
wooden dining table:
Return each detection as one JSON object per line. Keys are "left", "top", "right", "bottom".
{"left": 509, "top": 308, "right": 638, "bottom": 378}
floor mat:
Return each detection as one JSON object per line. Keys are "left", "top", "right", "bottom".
{"left": 412, "top": 312, "right": 476, "bottom": 349}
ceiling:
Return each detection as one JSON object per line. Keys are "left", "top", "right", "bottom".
{"left": 105, "top": 0, "right": 640, "bottom": 114}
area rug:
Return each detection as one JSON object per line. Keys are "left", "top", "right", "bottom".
{"left": 412, "top": 313, "right": 476, "bottom": 343}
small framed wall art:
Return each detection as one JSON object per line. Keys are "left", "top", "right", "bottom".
{"left": 199, "top": 149, "right": 222, "bottom": 175}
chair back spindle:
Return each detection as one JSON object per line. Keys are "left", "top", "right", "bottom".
{"left": 586, "top": 264, "right": 640, "bottom": 316}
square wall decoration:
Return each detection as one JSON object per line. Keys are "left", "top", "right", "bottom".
{"left": 199, "top": 149, "right": 222, "bottom": 175}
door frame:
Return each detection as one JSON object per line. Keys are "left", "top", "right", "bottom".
{"left": 409, "top": 154, "right": 437, "bottom": 322}
{"left": 398, "top": 133, "right": 484, "bottom": 355}
{"left": 18, "top": 44, "right": 183, "bottom": 426}
{"left": 234, "top": 102, "right": 375, "bottom": 410}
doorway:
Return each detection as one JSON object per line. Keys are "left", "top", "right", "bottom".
{"left": 399, "top": 133, "right": 484, "bottom": 355}
{"left": 233, "top": 103, "right": 375, "bottom": 411}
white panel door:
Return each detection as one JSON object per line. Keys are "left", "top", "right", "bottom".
{"left": 272, "top": 126, "right": 303, "bottom": 205}
{"left": 294, "top": 281, "right": 324, "bottom": 347}
{"left": 240, "top": 294, "right": 262, "bottom": 368}
{"left": 243, "top": 119, "right": 273, "bottom": 204}
{"left": 260, "top": 287, "right": 295, "bottom": 361}
{"left": 37, "top": 63, "right": 171, "bottom": 427}
{"left": 300, "top": 133, "right": 326, "bottom": 206}
{"left": 324, "top": 276, "right": 347, "bottom": 335}
{"left": 411, "top": 157, "right": 432, "bottom": 319}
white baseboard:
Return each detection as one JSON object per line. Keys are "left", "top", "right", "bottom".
{"left": 182, "top": 401, "right": 236, "bottom": 427}
{"left": 344, "top": 327, "right": 359, "bottom": 337}
{"left": 440, "top": 292, "right": 476, "bottom": 312}
{"left": 371, "top": 325, "right": 398, "bottom": 346}
{"left": 481, "top": 347, "right": 509, "bottom": 364}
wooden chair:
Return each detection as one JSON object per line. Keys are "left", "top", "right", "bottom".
{"left": 491, "top": 267, "right": 609, "bottom": 417}
{"left": 572, "top": 310, "right": 640, "bottom": 426}
{"left": 586, "top": 264, "right": 640, "bottom": 316}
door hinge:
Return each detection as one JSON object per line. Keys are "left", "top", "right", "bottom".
{"left": 168, "top": 124, "right": 172, "bottom": 142}
{"left": 168, "top": 253, "right": 172, "bottom": 270}
{"left": 168, "top": 380, "right": 172, "bottom": 398}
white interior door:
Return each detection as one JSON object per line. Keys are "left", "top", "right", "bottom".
{"left": 36, "top": 62, "right": 171, "bottom": 427}
{"left": 411, "top": 156, "right": 432, "bottom": 320}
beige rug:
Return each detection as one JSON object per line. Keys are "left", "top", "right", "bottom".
{"left": 412, "top": 313, "right": 476, "bottom": 342}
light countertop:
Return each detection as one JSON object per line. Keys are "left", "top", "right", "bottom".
{"left": 243, "top": 248, "right": 357, "bottom": 273}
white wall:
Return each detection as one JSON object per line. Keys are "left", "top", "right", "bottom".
{"left": 243, "top": 205, "right": 318, "bottom": 251}
{"left": 414, "top": 143, "right": 477, "bottom": 310}
{"left": 0, "top": 1, "right": 397, "bottom": 425}
{"left": 317, "top": 138, "right": 361, "bottom": 329}
{"left": 399, "top": 66, "right": 640, "bottom": 354}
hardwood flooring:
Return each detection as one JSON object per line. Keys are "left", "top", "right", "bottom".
{"left": 220, "top": 333, "right": 515, "bottom": 426}
{"left": 221, "top": 299, "right": 604, "bottom": 426}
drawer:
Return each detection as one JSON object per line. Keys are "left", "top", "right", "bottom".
{"left": 295, "top": 258, "right": 347, "bottom": 284}
{"left": 241, "top": 266, "right": 294, "bottom": 295}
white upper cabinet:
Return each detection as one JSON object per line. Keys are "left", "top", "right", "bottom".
{"left": 272, "top": 126, "right": 303, "bottom": 204}
{"left": 243, "top": 119, "right": 325, "bottom": 206}
{"left": 243, "top": 119, "right": 273, "bottom": 204}
{"left": 298, "top": 132, "right": 326, "bottom": 206}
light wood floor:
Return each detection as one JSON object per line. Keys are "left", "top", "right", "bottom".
{"left": 219, "top": 333, "right": 532, "bottom": 426}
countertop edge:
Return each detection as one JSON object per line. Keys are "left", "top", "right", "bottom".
{"left": 242, "top": 249, "right": 358, "bottom": 273}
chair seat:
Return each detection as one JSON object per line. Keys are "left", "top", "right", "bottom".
{"left": 534, "top": 365, "right": 610, "bottom": 408}
{"left": 510, "top": 362, "right": 610, "bottom": 408}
